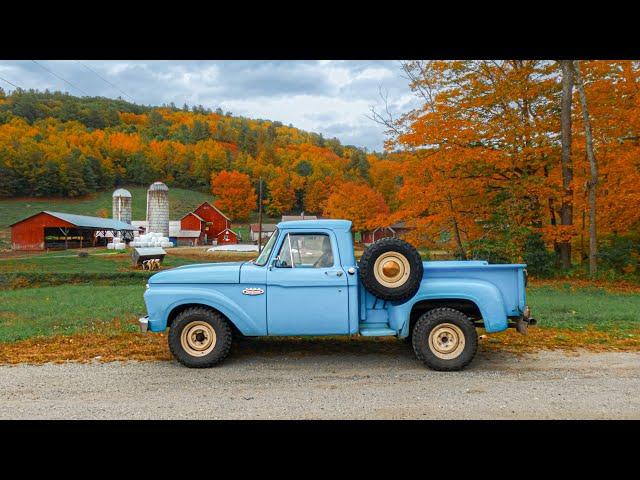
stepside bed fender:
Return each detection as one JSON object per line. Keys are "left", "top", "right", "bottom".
{"left": 145, "top": 286, "right": 265, "bottom": 335}
{"left": 398, "top": 277, "right": 509, "bottom": 335}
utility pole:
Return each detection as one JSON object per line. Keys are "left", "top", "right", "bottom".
{"left": 258, "top": 177, "right": 263, "bottom": 252}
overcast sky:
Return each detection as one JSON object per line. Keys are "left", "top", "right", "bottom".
{"left": 0, "top": 60, "right": 420, "bottom": 151}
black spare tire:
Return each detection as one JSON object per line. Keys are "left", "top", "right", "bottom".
{"left": 358, "top": 237, "right": 423, "bottom": 302}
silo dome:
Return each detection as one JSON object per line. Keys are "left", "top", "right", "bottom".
{"left": 112, "top": 188, "right": 132, "bottom": 224}
{"left": 112, "top": 188, "right": 132, "bottom": 198}
{"left": 146, "top": 182, "right": 170, "bottom": 237}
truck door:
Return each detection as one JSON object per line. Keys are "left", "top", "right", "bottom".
{"left": 266, "top": 231, "right": 349, "bottom": 335}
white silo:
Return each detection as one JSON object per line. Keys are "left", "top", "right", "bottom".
{"left": 112, "top": 188, "right": 132, "bottom": 224}
{"left": 146, "top": 181, "right": 170, "bottom": 237}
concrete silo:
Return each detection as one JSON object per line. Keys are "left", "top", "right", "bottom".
{"left": 146, "top": 182, "right": 170, "bottom": 237}
{"left": 112, "top": 188, "right": 132, "bottom": 224}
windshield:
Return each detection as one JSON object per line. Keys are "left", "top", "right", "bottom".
{"left": 253, "top": 228, "right": 279, "bottom": 266}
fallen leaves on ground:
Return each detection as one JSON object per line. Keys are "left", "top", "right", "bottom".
{"left": 0, "top": 332, "right": 171, "bottom": 364}
{"left": 529, "top": 278, "right": 640, "bottom": 294}
{"left": 0, "top": 327, "right": 638, "bottom": 365}
{"left": 478, "top": 327, "right": 640, "bottom": 354}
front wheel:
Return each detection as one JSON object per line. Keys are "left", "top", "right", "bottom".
{"left": 168, "top": 307, "right": 233, "bottom": 368}
{"left": 411, "top": 308, "right": 478, "bottom": 371}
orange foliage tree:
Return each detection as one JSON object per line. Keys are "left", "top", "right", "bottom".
{"left": 265, "top": 168, "right": 297, "bottom": 216}
{"left": 210, "top": 170, "right": 257, "bottom": 222}
{"left": 323, "top": 181, "right": 390, "bottom": 233}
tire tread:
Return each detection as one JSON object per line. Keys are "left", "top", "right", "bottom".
{"left": 168, "top": 307, "right": 233, "bottom": 368}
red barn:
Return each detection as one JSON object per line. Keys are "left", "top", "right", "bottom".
{"left": 180, "top": 212, "right": 204, "bottom": 233}
{"left": 10, "top": 211, "right": 134, "bottom": 251}
{"left": 216, "top": 227, "right": 239, "bottom": 245}
{"left": 192, "top": 202, "right": 231, "bottom": 245}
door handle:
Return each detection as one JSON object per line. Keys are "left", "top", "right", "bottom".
{"left": 325, "top": 270, "right": 343, "bottom": 277}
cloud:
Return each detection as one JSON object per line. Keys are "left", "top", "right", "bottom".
{"left": 0, "top": 60, "right": 419, "bottom": 151}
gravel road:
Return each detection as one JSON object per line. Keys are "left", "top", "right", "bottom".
{"left": 1, "top": 344, "right": 638, "bottom": 419}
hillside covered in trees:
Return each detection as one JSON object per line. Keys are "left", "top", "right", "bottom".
{"left": 0, "top": 89, "right": 370, "bottom": 206}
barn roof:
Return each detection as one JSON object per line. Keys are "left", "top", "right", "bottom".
{"left": 194, "top": 201, "right": 230, "bottom": 221}
{"left": 217, "top": 227, "right": 239, "bottom": 236}
{"left": 180, "top": 212, "right": 204, "bottom": 222}
{"left": 10, "top": 211, "right": 134, "bottom": 230}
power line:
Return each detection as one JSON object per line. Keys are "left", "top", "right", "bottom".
{"left": 0, "top": 74, "right": 23, "bottom": 90}
{"left": 31, "top": 60, "right": 90, "bottom": 96}
{"left": 75, "top": 60, "right": 135, "bottom": 103}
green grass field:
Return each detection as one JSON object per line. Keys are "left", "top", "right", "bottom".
{"left": 1, "top": 282, "right": 638, "bottom": 343}
{"left": 0, "top": 248, "right": 201, "bottom": 274}
{"left": 526, "top": 286, "right": 640, "bottom": 331}
{"left": 0, "top": 284, "right": 146, "bottom": 342}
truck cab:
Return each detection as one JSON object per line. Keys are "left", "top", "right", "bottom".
{"left": 140, "top": 219, "right": 534, "bottom": 371}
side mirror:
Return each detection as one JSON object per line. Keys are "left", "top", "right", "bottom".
{"left": 272, "top": 255, "right": 290, "bottom": 268}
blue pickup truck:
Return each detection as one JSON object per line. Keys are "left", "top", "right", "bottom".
{"left": 140, "top": 219, "right": 534, "bottom": 371}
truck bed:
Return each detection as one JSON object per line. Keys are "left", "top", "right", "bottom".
{"left": 358, "top": 260, "right": 527, "bottom": 336}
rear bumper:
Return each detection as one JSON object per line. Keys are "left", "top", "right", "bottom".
{"left": 138, "top": 316, "right": 149, "bottom": 333}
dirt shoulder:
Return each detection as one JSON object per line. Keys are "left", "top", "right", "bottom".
{"left": 1, "top": 349, "right": 638, "bottom": 419}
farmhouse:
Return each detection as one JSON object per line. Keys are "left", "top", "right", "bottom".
{"left": 249, "top": 223, "right": 277, "bottom": 242}
{"left": 361, "top": 222, "right": 412, "bottom": 246}
{"left": 10, "top": 211, "right": 134, "bottom": 251}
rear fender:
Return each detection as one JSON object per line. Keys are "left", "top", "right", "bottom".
{"left": 399, "top": 278, "right": 509, "bottom": 336}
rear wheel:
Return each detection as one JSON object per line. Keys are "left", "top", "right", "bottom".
{"left": 168, "top": 307, "right": 232, "bottom": 368}
{"left": 411, "top": 308, "right": 478, "bottom": 371}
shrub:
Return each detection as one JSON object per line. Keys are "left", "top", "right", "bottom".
{"left": 598, "top": 234, "right": 639, "bottom": 275}
{"left": 522, "top": 232, "right": 555, "bottom": 277}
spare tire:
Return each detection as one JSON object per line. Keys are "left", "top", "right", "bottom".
{"left": 358, "top": 237, "right": 423, "bottom": 302}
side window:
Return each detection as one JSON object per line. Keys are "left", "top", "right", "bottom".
{"left": 276, "top": 233, "right": 334, "bottom": 268}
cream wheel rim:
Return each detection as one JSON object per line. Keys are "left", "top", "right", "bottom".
{"left": 428, "top": 323, "right": 465, "bottom": 360}
{"left": 373, "top": 252, "right": 411, "bottom": 288}
{"left": 180, "top": 321, "right": 217, "bottom": 357}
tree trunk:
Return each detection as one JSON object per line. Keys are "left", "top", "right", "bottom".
{"left": 447, "top": 195, "right": 467, "bottom": 260}
{"left": 572, "top": 61, "right": 599, "bottom": 277}
{"left": 559, "top": 60, "right": 574, "bottom": 269}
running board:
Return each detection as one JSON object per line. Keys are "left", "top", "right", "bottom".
{"left": 359, "top": 327, "right": 396, "bottom": 337}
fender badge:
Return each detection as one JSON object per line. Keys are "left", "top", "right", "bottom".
{"left": 242, "top": 287, "right": 264, "bottom": 296}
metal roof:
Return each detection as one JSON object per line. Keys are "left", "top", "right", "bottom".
{"left": 132, "top": 220, "right": 200, "bottom": 238}
{"left": 250, "top": 223, "right": 277, "bottom": 232}
{"left": 281, "top": 214, "right": 318, "bottom": 222}
{"left": 42, "top": 211, "right": 135, "bottom": 230}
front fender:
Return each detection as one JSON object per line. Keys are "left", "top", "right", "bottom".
{"left": 398, "top": 278, "right": 509, "bottom": 335}
{"left": 143, "top": 285, "right": 266, "bottom": 335}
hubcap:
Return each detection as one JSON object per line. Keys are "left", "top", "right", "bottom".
{"left": 382, "top": 260, "right": 401, "bottom": 278}
{"left": 373, "top": 252, "right": 411, "bottom": 288}
{"left": 180, "top": 321, "right": 217, "bottom": 357}
{"left": 428, "top": 323, "right": 465, "bottom": 360}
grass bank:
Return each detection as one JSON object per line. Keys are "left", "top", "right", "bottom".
{"left": 0, "top": 281, "right": 639, "bottom": 352}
